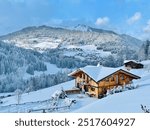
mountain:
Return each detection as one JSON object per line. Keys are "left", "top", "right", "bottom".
{"left": 70, "top": 24, "right": 116, "bottom": 34}
{"left": 0, "top": 25, "right": 143, "bottom": 51}
{"left": 0, "top": 25, "right": 144, "bottom": 68}
{"left": 0, "top": 25, "right": 145, "bottom": 93}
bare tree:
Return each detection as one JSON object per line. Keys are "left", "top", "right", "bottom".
{"left": 15, "top": 89, "right": 22, "bottom": 105}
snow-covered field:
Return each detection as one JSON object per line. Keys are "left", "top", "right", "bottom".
{"left": 0, "top": 80, "right": 97, "bottom": 113}
{"left": 0, "top": 62, "right": 150, "bottom": 113}
{"left": 23, "top": 62, "right": 63, "bottom": 80}
{"left": 3, "top": 38, "right": 61, "bottom": 51}
{"left": 62, "top": 44, "right": 111, "bottom": 58}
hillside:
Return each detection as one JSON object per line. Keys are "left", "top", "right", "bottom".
{"left": 0, "top": 61, "right": 150, "bottom": 113}
{"left": 0, "top": 41, "right": 71, "bottom": 93}
{"left": 0, "top": 25, "right": 143, "bottom": 64}
{"left": 0, "top": 25, "right": 146, "bottom": 97}
{"left": 0, "top": 25, "right": 143, "bottom": 52}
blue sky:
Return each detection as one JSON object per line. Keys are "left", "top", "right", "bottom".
{"left": 0, "top": 0, "right": 150, "bottom": 40}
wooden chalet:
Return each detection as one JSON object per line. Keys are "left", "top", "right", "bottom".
{"left": 124, "top": 60, "right": 144, "bottom": 70}
{"left": 69, "top": 65, "right": 140, "bottom": 98}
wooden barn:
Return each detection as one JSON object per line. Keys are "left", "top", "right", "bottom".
{"left": 69, "top": 65, "right": 140, "bottom": 98}
{"left": 124, "top": 60, "right": 144, "bottom": 70}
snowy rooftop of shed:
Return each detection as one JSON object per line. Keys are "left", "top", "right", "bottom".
{"left": 124, "top": 60, "right": 138, "bottom": 64}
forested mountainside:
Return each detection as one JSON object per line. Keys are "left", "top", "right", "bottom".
{"left": 1, "top": 25, "right": 149, "bottom": 93}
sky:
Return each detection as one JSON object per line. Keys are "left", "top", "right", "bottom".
{"left": 0, "top": 0, "right": 150, "bottom": 40}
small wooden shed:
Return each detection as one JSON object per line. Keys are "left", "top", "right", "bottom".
{"left": 124, "top": 60, "right": 144, "bottom": 70}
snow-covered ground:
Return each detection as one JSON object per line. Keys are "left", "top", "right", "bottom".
{"left": 62, "top": 44, "right": 111, "bottom": 58}
{"left": 23, "top": 62, "right": 63, "bottom": 80}
{"left": 1, "top": 80, "right": 75, "bottom": 106}
{"left": 3, "top": 38, "right": 61, "bottom": 51}
{"left": 0, "top": 80, "right": 97, "bottom": 113}
{"left": 73, "top": 67, "right": 150, "bottom": 113}
{"left": 0, "top": 62, "right": 150, "bottom": 113}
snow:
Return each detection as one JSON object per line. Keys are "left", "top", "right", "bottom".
{"left": 63, "top": 51, "right": 78, "bottom": 57}
{"left": 81, "top": 65, "right": 118, "bottom": 82}
{"left": 74, "top": 66, "right": 150, "bottom": 113}
{"left": 62, "top": 44, "right": 111, "bottom": 57}
{"left": 141, "top": 60, "right": 150, "bottom": 65}
{"left": 23, "top": 62, "right": 62, "bottom": 79}
{"left": 70, "top": 65, "right": 140, "bottom": 82}
{"left": 74, "top": 84, "right": 150, "bottom": 113}
{"left": 124, "top": 60, "right": 138, "bottom": 64}
{"left": 33, "top": 42, "right": 59, "bottom": 49}
{"left": 0, "top": 80, "right": 97, "bottom": 113}
{"left": 0, "top": 92, "right": 14, "bottom": 97}
{"left": 51, "top": 90, "right": 62, "bottom": 98}
{"left": 0, "top": 61, "right": 150, "bottom": 113}
{"left": 63, "top": 98, "right": 75, "bottom": 106}
{"left": 3, "top": 38, "right": 61, "bottom": 51}
{"left": 70, "top": 24, "right": 92, "bottom": 32}
{"left": 1, "top": 80, "right": 75, "bottom": 106}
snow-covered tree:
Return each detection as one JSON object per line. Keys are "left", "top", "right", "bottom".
{"left": 26, "top": 65, "right": 34, "bottom": 75}
{"left": 141, "top": 104, "right": 150, "bottom": 113}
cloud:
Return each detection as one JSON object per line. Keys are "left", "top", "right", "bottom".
{"left": 95, "top": 17, "right": 109, "bottom": 26}
{"left": 143, "top": 20, "right": 150, "bottom": 33}
{"left": 127, "top": 12, "right": 141, "bottom": 25}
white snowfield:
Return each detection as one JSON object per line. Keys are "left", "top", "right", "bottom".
{"left": 1, "top": 80, "right": 75, "bottom": 106}
{"left": 0, "top": 61, "right": 150, "bottom": 113}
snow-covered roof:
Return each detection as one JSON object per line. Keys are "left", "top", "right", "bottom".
{"left": 124, "top": 60, "right": 138, "bottom": 64}
{"left": 69, "top": 65, "right": 140, "bottom": 82}
{"left": 80, "top": 65, "right": 119, "bottom": 82}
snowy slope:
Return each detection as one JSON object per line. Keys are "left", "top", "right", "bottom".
{"left": 0, "top": 25, "right": 144, "bottom": 70}
{"left": 0, "top": 25, "right": 143, "bottom": 54}
{"left": 0, "top": 61, "right": 150, "bottom": 113}
{"left": 23, "top": 62, "right": 62, "bottom": 79}
{"left": 0, "top": 80, "right": 97, "bottom": 113}
{"left": 1, "top": 80, "right": 75, "bottom": 106}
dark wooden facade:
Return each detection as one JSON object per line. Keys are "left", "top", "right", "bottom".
{"left": 70, "top": 69, "right": 140, "bottom": 98}
{"left": 124, "top": 61, "right": 144, "bottom": 69}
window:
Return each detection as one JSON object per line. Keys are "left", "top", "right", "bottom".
{"left": 111, "top": 76, "right": 114, "bottom": 81}
{"left": 121, "top": 75, "right": 125, "bottom": 80}
{"left": 83, "top": 74, "right": 85, "bottom": 79}
{"left": 91, "top": 87, "right": 95, "bottom": 91}
{"left": 105, "top": 78, "right": 109, "bottom": 82}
